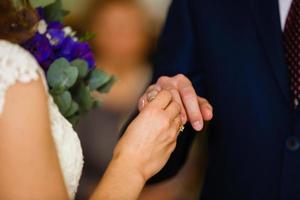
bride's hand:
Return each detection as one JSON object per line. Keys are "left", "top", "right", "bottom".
{"left": 113, "top": 90, "right": 184, "bottom": 182}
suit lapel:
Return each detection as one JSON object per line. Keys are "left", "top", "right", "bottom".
{"left": 250, "top": 0, "right": 292, "bottom": 106}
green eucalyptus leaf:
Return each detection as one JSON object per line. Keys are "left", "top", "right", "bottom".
{"left": 50, "top": 85, "right": 66, "bottom": 95}
{"left": 63, "top": 66, "right": 79, "bottom": 88}
{"left": 65, "top": 101, "right": 79, "bottom": 117}
{"left": 88, "top": 69, "right": 111, "bottom": 90}
{"left": 43, "top": 0, "right": 69, "bottom": 22}
{"left": 93, "top": 100, "right": 101, "bottom": 108}
{"left": 53, "top": 91, "right": 72, "bottom": 115}
{"left": 47, "top": 58, "right": 69, "bottom": 88}
{"left": 77, "top": 84, "right": 94, "bottom": 112}
{"left": 47, "top": 58, "right": 79, "bottom": 90}
{"left": 97, "top": 76, "right": 117, "bottom": 93}
{"left": 29, "top": 0, "right": 54, "bottom": 7}
{"left": 71, "top": 59, "right": 89, "bottom": 78}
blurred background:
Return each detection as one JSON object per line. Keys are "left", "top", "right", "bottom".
{"left": 30, "top": 0, "right": 208, "bottom": 199}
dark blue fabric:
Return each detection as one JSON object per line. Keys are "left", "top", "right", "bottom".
{"left": 148, "top": 0, "right": 300, "bottom": 199}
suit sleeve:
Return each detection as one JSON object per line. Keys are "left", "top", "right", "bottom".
{"left": 148, "top": 0, "right": 204, "bottom": 184}
{"left": 121, "top": 0, "right": 203, "bottom": 184}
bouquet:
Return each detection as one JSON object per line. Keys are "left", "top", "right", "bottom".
{"left": 23, "top": 0, "right": 115, "bottom": 125}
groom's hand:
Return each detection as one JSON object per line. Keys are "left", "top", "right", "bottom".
{"left": 139, "top": 74, "right": 213, "bottom": 131}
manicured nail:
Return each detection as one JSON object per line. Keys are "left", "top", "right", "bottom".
{"left": 147, "top": 90, "right": 159, "bottom": 102}
{"left": 193, "top": 121, "right": 203, "bottom": 131}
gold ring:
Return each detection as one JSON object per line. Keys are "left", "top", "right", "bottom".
{"left": 178, "top": 125, "right": 185, "bottom": 134}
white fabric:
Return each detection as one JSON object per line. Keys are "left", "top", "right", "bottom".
{"left": 0, "top": 40, "right": 83, "bottom": 200}
{"left": 279, "top": 0, "right": 293, "bottom": 29}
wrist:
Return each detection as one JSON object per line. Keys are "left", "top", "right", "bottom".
{"left": 111, "top": 151, "right": 147, "bottom": 184}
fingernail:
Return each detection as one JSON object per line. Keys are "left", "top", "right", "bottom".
{"left": 147, "top": 90, "right": 159, "bottom": 101}
{"left": 193, "top": 121, "right": 203, "bottom": 131}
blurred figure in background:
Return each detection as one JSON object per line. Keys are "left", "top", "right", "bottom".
{"left": 75, "top": 0, "right": 153, "bottom": 199}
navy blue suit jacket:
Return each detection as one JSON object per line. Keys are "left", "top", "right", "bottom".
{"left": 148, "top": 0, "right": 300, "bottom": 199}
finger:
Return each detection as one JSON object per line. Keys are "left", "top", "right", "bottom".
{"left": 147, "top": 90, "right": 159, "bottom": 102}
{"left": 138, "top": 85, "right": 161, "bottom": 111}
{"left": 178, "top": 84, "right": 203, "bottom": 131}
{"left": 138, "top": 95, "right": 147, "bottom": 111}
{"left": 148, "top": 90, "right": 172, "bottom": 110}
{"left": 198, "top": 97, "right": 213, "bottom": 121}
{"left": 169, "top": 89, "right": 187, "bottom": 124}
{"left": 165, "top": 101, "right": 181, "bottom": 120}
{"left": 171, "top": 115, "right": 183, "bottom": 137}
{"left": 146, "top": 84, "right": 162, "bottom": 93}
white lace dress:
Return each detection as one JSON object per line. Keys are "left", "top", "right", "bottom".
{"left": 0, "top": 40, "right": 84, "bottom": 199}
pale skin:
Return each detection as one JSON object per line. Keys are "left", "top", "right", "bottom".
{"left": 0, "top": 76, "right": 183, "bottom": 199}
{"left": 139, "top": 74, "right": 213, "bottom": 131}
{"left": 138, "top": 74, "right": 213, "bottom": 199}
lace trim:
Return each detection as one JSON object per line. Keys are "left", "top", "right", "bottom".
{"left": 0, "top": 40, "right": 41, "bottom": 114}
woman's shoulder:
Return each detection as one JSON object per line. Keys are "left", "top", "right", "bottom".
{"left": 0, "top": 39, "right": 41, "bottom": 73}
{"left": 0, "top": 39, "right": 42, "bottom": 83}
{"left": 0, "top": 39, "right": 45, "bottom": 113}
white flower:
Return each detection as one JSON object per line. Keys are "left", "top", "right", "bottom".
{"left": 63, "top": 26, "right": 77, "bottom": 37}
{"left": 63, "top": 26, "right": 72, "bottom": 35}
{"left": 73, "top": 37, "right": 78, "bottom": 42}
{"left": 46, "top": 33, "right": 52, "bottom": 40}
{"left": 37, "top": 20, "right": 48, "bottom": 34}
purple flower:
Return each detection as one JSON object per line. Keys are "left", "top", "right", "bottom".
{"left": 58, "top": 38, "right": 96, "bottom": 70}
{"left": 23, "top": 7, "right": 97, "bottom": 72}
{"left": 48, "top": 28, "right": 65, "bottom": 48}
{"left": 59, "top": 37, "right": 76, "bottom": 60}
{"left": 72, "top": 42, "right": 96, "bottom": 70}
{"left": 81, "top": 52, "right": 96, "bottom": 70}
{"left": 22, "top": 33, "right": 54, "bottom": 70}
{"left": 48, "top": 21, "right": 64, "bottom": 30}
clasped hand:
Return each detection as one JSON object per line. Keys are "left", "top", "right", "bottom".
{"left": 139, "top": 74, "right": 213, "bottom": 131}
{"left": 113, "top": 74, "right": 213, "bottom": 183}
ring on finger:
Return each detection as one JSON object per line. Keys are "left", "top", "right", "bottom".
{"left": 178, "top": 125, "right": 185, "bottom": 133}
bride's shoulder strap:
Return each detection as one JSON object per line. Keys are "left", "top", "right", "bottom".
{"left": 0, "top": 40, "right": 42, "bottom": 114}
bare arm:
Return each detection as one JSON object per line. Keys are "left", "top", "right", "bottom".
{"left": 0, "top": 78, "right": 68, "bottom": 199}
{"left": 0, "top": 77, "right": 184, "bottom": 199}
{"left": 91, "top": 91, "right": 184, "bottom": 200}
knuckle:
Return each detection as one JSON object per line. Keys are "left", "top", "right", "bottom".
{"left": 175, "top": 74, "right": 191, "bottom": 84}
{"left": 158, "top": 76, "right": 169, "bottom": 84}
